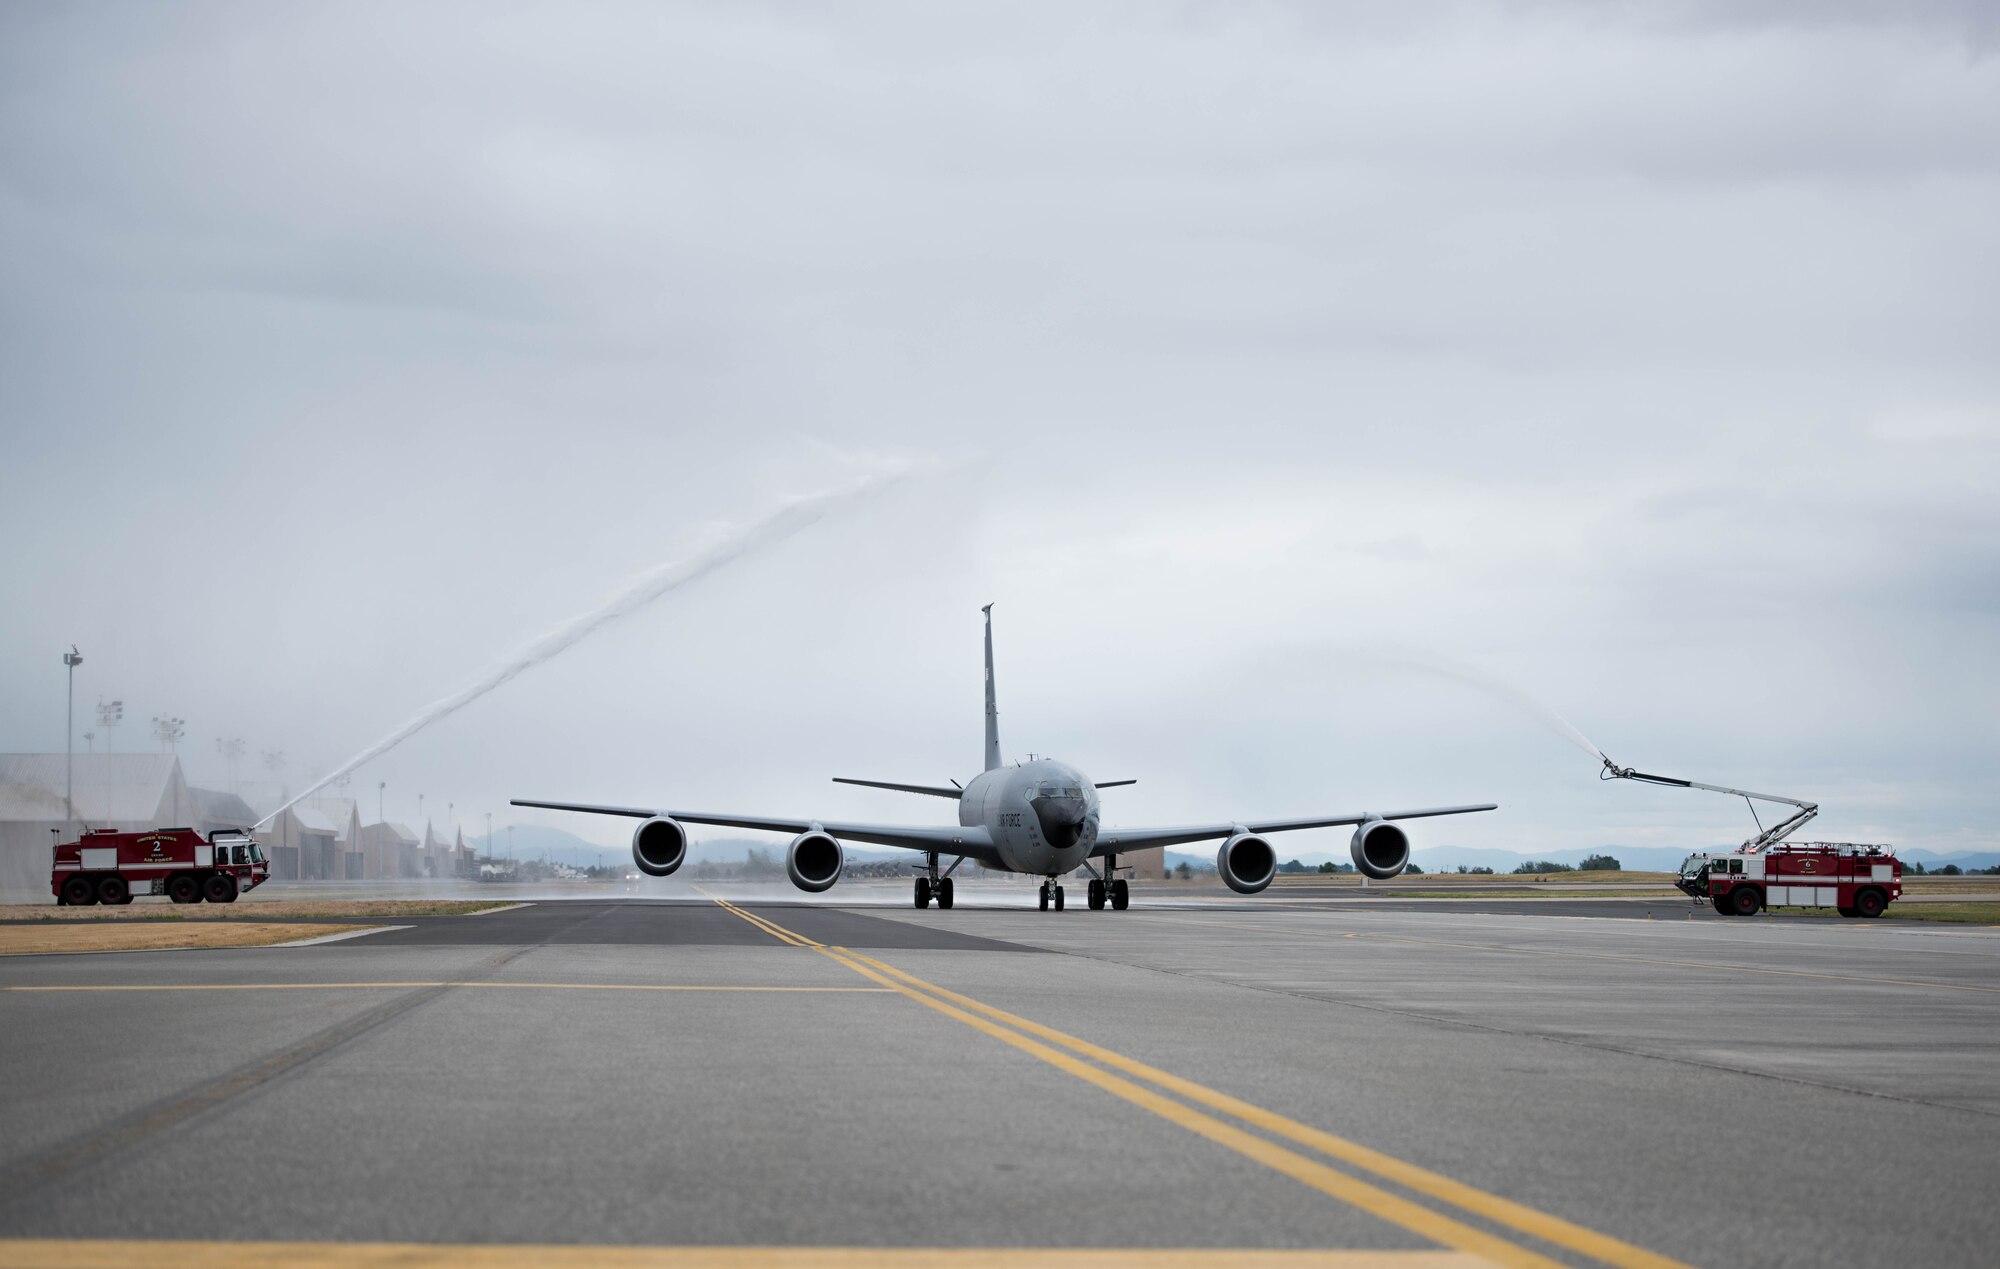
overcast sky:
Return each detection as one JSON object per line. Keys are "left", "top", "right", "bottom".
{"left": 3, "top": 1, "right": 1996, "bottom": 860}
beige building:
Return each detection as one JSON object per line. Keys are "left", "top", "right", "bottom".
{"left": 302, "top": 799, "right": 364, "bottom": 879}
{"left": 357, "top": 821, "right": 418, "bottom": 877}
{"left": 253, "top": 799, "right": 367, "bottom": 881}
{"left": 420, "top": 821, "right": 473, "bottom": 878}
{"left": 257, "top": 805, "right": 340, "bottom": 880}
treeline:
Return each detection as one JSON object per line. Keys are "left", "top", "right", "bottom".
{"left": 1511, "top": 854, "right": 1621, "bottom": 874}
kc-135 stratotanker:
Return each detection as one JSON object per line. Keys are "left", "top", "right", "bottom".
{"left": 514, "top": 607, "right": 1497, "bottom": 911}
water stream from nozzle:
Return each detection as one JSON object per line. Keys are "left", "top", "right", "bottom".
{"left": 256, "top": 468, "right": 917, "bottom": 830}
{"left": 1358, "top": 647, "right": 1608, "bottom": 764}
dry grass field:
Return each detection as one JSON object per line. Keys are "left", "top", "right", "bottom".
{"left": 0, "top": 923, "right": 371, "bottom": 955}
{"left": 0, "top": 900, "right": 516, "bottom": 922}
{"left": 1268, "top": 870, "right": 1680, "bottom": 890}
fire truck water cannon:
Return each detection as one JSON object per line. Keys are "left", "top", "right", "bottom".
{"left": 1599, "top": 758, "right": 1900, "bottom": 919}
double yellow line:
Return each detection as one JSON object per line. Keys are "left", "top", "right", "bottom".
{"left": 708, "top": 898, "right": 1689, "bottom": 1269}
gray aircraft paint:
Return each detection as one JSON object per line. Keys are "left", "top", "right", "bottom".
{"left": 513, "top": 607, "right": 1496, "bottom": 888}
{"left": 983, "top": 602, "right": 1003, "bottom": 775}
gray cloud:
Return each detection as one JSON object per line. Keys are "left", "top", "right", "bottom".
{"left": 3, "top": 1, "right": 1995, "bottom": 861}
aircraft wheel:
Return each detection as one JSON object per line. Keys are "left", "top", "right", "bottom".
{"left": 168, "top": 875, "right": 202, "bottom": 904}
{"left": 1853, "top": 887, "right": 1887, "bottom": 919}
{"left": 1038, "top": 883, "right": 1049, "bottom": 912}
{"left": 96, "top": 875, "right": 129, "bottom": 906}
{"left": 914, "top": 877, "right": 931, "bottom": 909}
{"left": 937, "top": 878, "right": 954, "bottom": 910}
{"left": 61, "top": 875, "right": 96, "bottom": 906}
{"left": 204, "top": 873, "right": 238, "bottom": 904}
{"left": 1087, "top": 879, "right": 1105, "bottom": 910}
{"left": 1053, "top": 885, "right": 1065, "bottom": 912}
{"left": 1111, "top": 879, "right": 1130, "bottom": 910}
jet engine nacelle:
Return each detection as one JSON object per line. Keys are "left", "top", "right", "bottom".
{"left": 1350, "top": 818, "right": 1410, "bottom": 879}
{"left": 786, "top": 830, "right": 844, "bottom": 893}
{"left": 1217, "top": 832, "right": 1277, "bottom": 895}
{"left": 631, "top": 816, "right": 689, "bottom": 877}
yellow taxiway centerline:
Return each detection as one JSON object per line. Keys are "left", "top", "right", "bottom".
{"left": 700, "top": 892, "right": 822, "bottom": 948}
{"left": 704, "top": 900, "right": 1692, "bottom": 1269}
{"left": 0, "top": 1242, "right": 1490, "bottom": 1268}
{"left": 842, "top": 951, "right": 1685, "bottom": 1269}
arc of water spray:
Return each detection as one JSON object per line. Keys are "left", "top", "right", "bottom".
{"left": 1351, "top": 647, "right": 1608, "bottom": 763}
{"left": 257, "top": 466, "right": 919, "bottom": 830}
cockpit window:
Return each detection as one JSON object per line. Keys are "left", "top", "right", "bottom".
{"left": 1032, "top": 784, "right": 1084, "bottom": 799}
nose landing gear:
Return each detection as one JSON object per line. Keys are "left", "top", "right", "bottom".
{"left": 1038, "top": 880, "right": 1064, "bottom": 911}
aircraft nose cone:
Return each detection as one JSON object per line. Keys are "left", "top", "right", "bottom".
{"left": 1034, "top": 796, "right": 1087, "bottom": 849}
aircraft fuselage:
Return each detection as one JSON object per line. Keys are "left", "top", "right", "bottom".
{"left": 959, "top": 758, "right": 1101, "bottom": 876}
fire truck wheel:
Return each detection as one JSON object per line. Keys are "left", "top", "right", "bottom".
{"left": 1836, "top": 905, "right": 1858, "bottom": 918}
{"left": 61, "top": 876, "right": 96, "bottom": 906}
{"left": 1853, "top": 887, "right": 1887, "bottom": 919}
{"left": 168, "top": 875, "right": 202, "bottom": 904}
{"left": 1710, "top": 896, "right": 1729, "bottom": 915}
{"left": 1729, "top": 886, "right": 1763, "bottom": 917}
{"left": 203, "top": 874, "right": 238, "bottom": 904}
{"left": 96, "top": 875, "right": 129, "bottom": 906}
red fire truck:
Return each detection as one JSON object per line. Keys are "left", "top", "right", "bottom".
{"left": 51, "top": 827, "right": 271, "bottom": 906}
{"left": 1676, "top": 841, "right": 1902, "bottom": 918}
{"left": 1601, "top": 759, "right": 1901, "bottom": 918}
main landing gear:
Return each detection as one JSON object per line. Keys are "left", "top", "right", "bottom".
{"left": 1086, "top": 878, "right": 1129, "bottom": 911}
{"left": 1082, "top": 854, "right": 1130, "bottom": 912}
{"left": 1038, "top": 880, "right": 1065, "bottom": 911}
{"left": 914, "top": 853, "right": 958, "bottom": 910}
{"left": 914, "top": 876, "right": 955, "bottom": 909}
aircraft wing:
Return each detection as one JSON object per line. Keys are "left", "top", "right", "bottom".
{"left": 510, "top": 798, "right": 999, "bottom": 861}
{"left": 1093, "top": 803, "right": 1497, "bottom": 855}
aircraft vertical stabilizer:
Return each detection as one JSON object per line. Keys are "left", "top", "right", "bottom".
{"left": 983, "top": 604, "right": 1002, "bottom": 772}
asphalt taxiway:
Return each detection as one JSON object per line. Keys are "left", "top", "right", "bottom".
{"left": 2, "top": 895, "right": 1996, "bottom": 1267}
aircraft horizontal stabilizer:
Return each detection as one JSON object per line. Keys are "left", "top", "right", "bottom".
{"left": 1094, "top": 779, "right": 1138, "bottom": 789}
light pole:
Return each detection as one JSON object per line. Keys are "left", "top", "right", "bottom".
{"left": 63, "top": 647, "right": 82, "bottom": 836}
{"left": 97, "top": 698, "right": 123, "bottom": 753}
{"left": 215, "top": 736, "right": 245, "bottom": 791}
{"left": 263, "top": 750, "right": 288, "bottom": 809}
{"left": 378, "top": 781, "right": 386, "bottom": 823}
{"left": 151, "top": 716, "right": 185, "bottom": 753}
